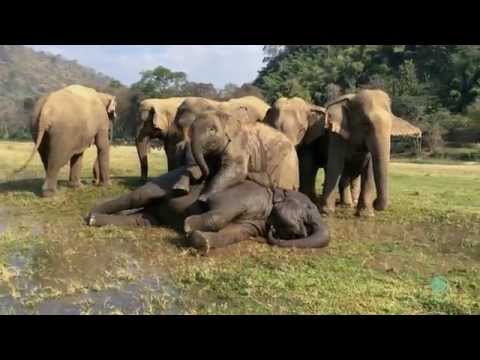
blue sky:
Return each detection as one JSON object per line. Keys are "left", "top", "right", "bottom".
{"left": 26, "top": 45, "right": 265, "bottom": 89}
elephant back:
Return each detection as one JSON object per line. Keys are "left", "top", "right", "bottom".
{"left": 246, "top": 123, "right": 300, "bottom": 191}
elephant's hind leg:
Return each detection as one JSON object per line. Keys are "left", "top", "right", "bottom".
{"left": 69, "top": 152, "right": 84, "bottom": 188}
{"left": 87, "top": 211, "right": 158, "bottom": 228}
{"left": 189, "top": 222, "right": 261, "bottom": 255}
{"left": 42, "top": 144, "right": 71, "bottom": 197}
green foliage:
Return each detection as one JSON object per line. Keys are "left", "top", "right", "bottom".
{"left": 255, "top": 45, "right": 480, "bottom": 147}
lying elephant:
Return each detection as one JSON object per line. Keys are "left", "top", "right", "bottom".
{"left": 86, "top": 166, "right": 329, "bottom": 255}
{"left": 15, "top": 85, "right": 117, "bottom": 197}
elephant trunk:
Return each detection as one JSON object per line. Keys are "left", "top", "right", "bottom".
{"left": 136, "top": 131, "right": 150, "bottom": 180}
{"left": 368, "top": 121, "right": 391, "bottom": 211}
{"left": 191, "top": 132, "right": 209, "bottom": 178}
{"left": 268, "top": 220, "right": 330, "bottom": 249}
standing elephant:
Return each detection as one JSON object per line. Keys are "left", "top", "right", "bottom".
{"left": 87, "top": 166, "right": 329, "bottom": 255}
{"left": 189, "top": 108, "right": 299, "bottom": 203}
{"left": 15, "top": 85, "right": 117, "bottom": 197}
{"left": 135, "top": 96, "right": 270, "bottom": 181}
{"left": 265, "top": 97, "right": 362, "bottom": 206}
{"left": 135, "top": 97, "right": 188, "bottom": 180}
{"left": 320, "top": 89, "right": 415, "bottom": 216}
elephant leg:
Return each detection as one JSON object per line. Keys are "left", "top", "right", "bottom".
{"left": 38, "top": 141, "right": 49, "bottom": 172}
{"left": 356, "top": 158, "right": 375, "bottom": 217}
{"left": 87, "top": 210, "right": 159, "bottom": 228}
{"left": 95, "top": 129, "right": 111, "bottom": 186}
{"left": 136, "top": 130, "right": 151, "bottom": 181}
{"left": 298, "top": 150, "right": 318, "bottom": 200}
{"left": 42, "top": 145, "right": 71, "bottom": 198}
{"left": 338, "top": 174, "right": 353, "bottom": 207}
{"left": 320, "top": 135, "right": 347, "bottom": 215}
{"left": 184, "top": 207, "right": 242, "bottom": 234}
{"left": 69, "top": 152, "right": 84, "bottom": 188}
{"left": 350, "top": 175, "right": 361, "bottom": 207}
{"left": 90, "top": 166, "right": 187, "bottom": 215}
{"left": 188, "top": 222, "right": 262, "bottom": 255}
{"left": 92, "top": 157, "right": 100, "bottom": 185}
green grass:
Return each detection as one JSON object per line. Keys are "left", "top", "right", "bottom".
{"left": 0, "top": 140, "right": 479, "bottom": 314}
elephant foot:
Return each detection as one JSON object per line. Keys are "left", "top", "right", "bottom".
{"left": 86, "top": 213, "right": 96, "bottom": 226}
{"left": 373, "top": 199, "right": 388, "bottom": 211}
{"left": 69, "top": 181, "right": 84, "bottom": 189}
{"left": 184, "top": 215, "right": 204, "bottom": 234}
{"left": 319, "top": 205, "right": 335, "bottom": 217}
{"left": 355, "top": 207, "right": 375, "bottom": 218}
{"left": 41, "top": 189, "right": 56, "bottom": 198}
{"left": 98, "top": 180, "right": 112, "bottom": 187}
{"left": 172, "top": 175, "right": 191, "bottom": 196}
{"left": 188, "top": 230, "right": 211, "bottom": 256}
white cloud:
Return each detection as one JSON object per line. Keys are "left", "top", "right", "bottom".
{"left": 26, "top": 45, "right": 265, "bottom": 89}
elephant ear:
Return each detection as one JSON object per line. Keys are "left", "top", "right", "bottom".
{"left": 107, "top": 97, "right": 117, "bottom": 120}
{"left": 220, "top": 108, "right": 243, "bottom": 140}
{"left": 303, "top": 105, "right": 327, "bottom": 145}
{"left": 324, "top": 97, "right": 353, "bottom": 141}
{"left": 150, "top": 107, "right": 168, "bottom": 131}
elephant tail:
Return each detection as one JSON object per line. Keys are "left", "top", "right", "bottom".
{"left": 11, "top": 110, "right": 47, "bottom": 176}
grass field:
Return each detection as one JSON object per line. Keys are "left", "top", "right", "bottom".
{"left": 0, "top": 140, "right": 479, "bottom": 314}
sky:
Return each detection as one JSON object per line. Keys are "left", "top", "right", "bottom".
{"left": 26, "top": 45, "right": 265, "bottom": 89}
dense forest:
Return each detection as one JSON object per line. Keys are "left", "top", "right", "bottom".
{"left": 1, "top": 45, "right": 480, "bottom": 159}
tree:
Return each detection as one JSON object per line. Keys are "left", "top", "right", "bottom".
{"left": 131, "top": 66, "right": 188, "bottom": 98}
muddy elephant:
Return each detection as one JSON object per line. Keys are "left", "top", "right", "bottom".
{"left": 135, "top": 96, "right": 270, "bottom": 180}
{"left": 16, "top": 85, "right": 117, "bottom": 198}
{"left": 265, "top": 97, "right": 363, "bottom": 206}
{"left": 86, "top": 166, "right": 329, "bottom": 255}
{"left": 189, "top": 108, "right": 299, "bottom": 203}
{"left": 318, "top": 89, "right": 414, "bottom": 216}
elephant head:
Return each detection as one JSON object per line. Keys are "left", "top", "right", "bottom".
{"left": 265, "top": 97, "right": 327, "bottom": 147}
{"left": 189, "top": 108, "right": 243, "bottom": 179}
{"left": 267, "top": 189, "right": 330, "bottom": 248}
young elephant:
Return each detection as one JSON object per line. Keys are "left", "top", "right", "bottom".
{"left": 15, "top": 85, "right": 117, "bottom": 197}
{"left": 189, "top": 109, "right": 300, "bottom": 203}
{"left": 86, "top": 167, "right": 329, "bottom": 255}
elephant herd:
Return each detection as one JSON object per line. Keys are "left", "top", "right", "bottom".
{"left": 15, "top": 84, "right": 419, "bottom": 254}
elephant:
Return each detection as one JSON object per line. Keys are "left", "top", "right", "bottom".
{"left": 135, "top": 96, "right": 270, "bottom": 181}
{"left": 265, "top": 97, "right": 363, "bottom": 206}
{"left": 15, "top": 85, "right": 117, "bottom": 197}
{"left": 317, "top": 89, "right": 414, "bottom": 216}
{"left": 86, "top": 166, "right": 329, "bottom": 255}
{"left": 136, "top": 97, "right": 188, "bottom": 180}
{"left": 189, "top": 108, "right": 300, "bottom": 204}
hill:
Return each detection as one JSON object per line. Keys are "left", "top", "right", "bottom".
{"left": 0, "top": 45, "right": 117, "bottom": 137}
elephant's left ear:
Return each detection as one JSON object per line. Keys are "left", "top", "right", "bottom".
{"left": 303, "top": 105, "right": 327, "bottom": 145}
{"left": 107, "top": 97, "right": 117, "bottom": 114}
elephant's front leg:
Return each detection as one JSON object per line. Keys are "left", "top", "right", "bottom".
{"left": 320, "top": 135, "right": 347, "bottom": 215}
{"left": 356, "top": 158, "right": 375, "bottom": 217}
{"left": 184, "top": 205, "right": 243, "bottom": 234}
{"left": 198, "top": 156, "right": 248, "bottom": 203}
{"left": 350, "top": 175, "right": 361, "bottom": 207}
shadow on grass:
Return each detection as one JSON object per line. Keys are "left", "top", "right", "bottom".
{"left": 114, "top": 176, "right": 146, "bottom": 191}
{"left": 0, "top": 178, "right": 44, "bottom": 196}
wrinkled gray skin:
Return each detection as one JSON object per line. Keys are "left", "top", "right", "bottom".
{"left": 86, "top": 167, "right": 329, "bottom": 254}
{"left": 16, "top": 85, "right": 117, "bottom": 198}
{"left": 265, "top": 97, "right": 363, "bottom": 206}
